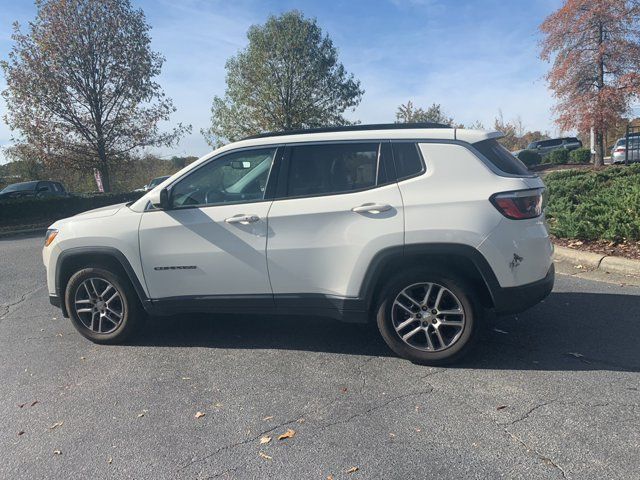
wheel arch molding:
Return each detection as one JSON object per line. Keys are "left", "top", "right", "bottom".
{"left": 55, "top": 247, "right": 150, "bottom": 317}
{"left": 359, "top": 243, "right": 501, "bottom": 313}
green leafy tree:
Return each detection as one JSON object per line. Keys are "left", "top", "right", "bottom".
{"left": 1, "top": 0, "right": 189, "bottom": 192}
{"left": 395, "top": 101, "right": 456, "bottom": 125}
{"left": 203, "top": 11, "right": 364, "bottom": 147}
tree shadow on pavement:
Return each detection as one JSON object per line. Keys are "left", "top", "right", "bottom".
{"left": 130, "top": 291, "right": 640, "bottom": 372}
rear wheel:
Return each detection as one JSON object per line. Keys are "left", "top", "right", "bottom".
{"left": 64, "top": 267, "right": 144, "bottom": 344}
{"left": 376, "top": 269, "right": 480, "bottom": 365}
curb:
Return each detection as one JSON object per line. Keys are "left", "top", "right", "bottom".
{"left": 554, "top": 245, "right": 640, "bottom": 277}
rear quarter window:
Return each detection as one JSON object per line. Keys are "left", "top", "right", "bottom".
{"left": 472, "top": 139, "right": 531, "bottom": 176}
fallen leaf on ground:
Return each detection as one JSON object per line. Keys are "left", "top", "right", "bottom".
{"left": 327, "top": 475, "right": 334, "bottom": 480}
{"left": 496, "top": 405, "right": 508, "bottom": 410}
{"left": 415, "top": 428, "right": 421, "bottom": 432}
{"left": 389, "top": 433, "right": 396, "bottom": 437}
{"left": 263, "top": 416, "right": 274, "bottom": 421}
{"left": 181, "top": 377, "right": 191, "bottom": 380}
{"left": 341, "top": 387, "right": 348, "bottom": 393}
{"left": 258, "top": 452, "right": 272, "bottom": 460}
{"left": 107, "top": 457, "right": 113, "bottom": 464}
{"left": 49, "top": 421, "right": 64, "bottom": 430}
{"left": 574, "top": 264, "right": 586, "bottom": 269}
{"left": 18, "top": 403, "right": 25, "bottom": 408}
{"left": 18, "top": 431, "right": 25, "bottom": 436}
{"left": 53, "top": 450, "right": 62, "bottom": 455}
{"left": 31, "top": 400, "right": 39, "bottom": 407}
{"left": 346, "top": 466, "right": 359, "bottom": 473}
{"left": 195, "top": 411, "right": 206, "bottom": 419}
{"left": 297, "top": 418, "right": 305, "bottom": 424}
{"left": 213, "top": 403, "right": 223, "bottom": 408}
{"left": 137, "top": 410, "right": 148, "bottom": 418}
{"left": 278, "top": 428, "right": 295, "bottom": 440}
{"left": 259, "top": 436, "right": 272, "bottom": 444}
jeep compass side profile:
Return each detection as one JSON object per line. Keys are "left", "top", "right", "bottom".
{"left": 43, "top": 124, "right": 554, "bottom": 365}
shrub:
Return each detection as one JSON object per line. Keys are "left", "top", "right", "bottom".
{"left": 543, "top": 148, "right": 570, "bottom": 165}
{"left": 0, "top": 192, "right": 144, "bottom": 228}
{"left": 544, "top": 164, "right": 640, "bottom": 241}
{"left": 568, "top": 147, "right": 591, "bottom": 164}
{"left": 517, "top": 150, "right": 541, "bottom": 167}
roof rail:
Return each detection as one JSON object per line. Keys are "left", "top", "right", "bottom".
{"left": 241, "top": 122, "right": 452, "bottom": 140}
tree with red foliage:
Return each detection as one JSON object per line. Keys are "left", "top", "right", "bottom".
{"left": 540, "top": 0, "right": 640, "bottom": 166}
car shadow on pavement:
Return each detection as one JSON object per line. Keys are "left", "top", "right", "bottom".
{"left": 131, "top": 291, "right": 640, "bottom": 372}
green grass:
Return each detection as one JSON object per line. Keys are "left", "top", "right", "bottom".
{"left": 544, "top": 164, "right": 640, "bottom": 241}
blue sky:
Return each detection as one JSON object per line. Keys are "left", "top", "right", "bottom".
{"left": 0, "top": 0, "right": 564, "bottom": 162}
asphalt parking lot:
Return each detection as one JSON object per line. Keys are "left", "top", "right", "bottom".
{"left": 1, "top": 234, "right": 639, "bottom": 479}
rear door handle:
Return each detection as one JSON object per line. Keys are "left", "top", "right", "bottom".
{"left": 351, "top": 203, "right": 392, "bottom": 214}
{"left": 225, "top": 214, "right": 260, "bottom": 224}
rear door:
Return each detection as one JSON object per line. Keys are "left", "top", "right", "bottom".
{"left": 266, "top": 141, "right": 404, "bottom": 304}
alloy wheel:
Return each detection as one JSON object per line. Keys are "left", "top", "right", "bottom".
{"left": 74, "top": 277, "right": 124, "bottom": 334}
{"left": 391, "top": 282, "right": 466, "bottom": 352}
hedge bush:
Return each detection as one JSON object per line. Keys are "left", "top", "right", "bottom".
{"left": 543, "top": 148, "right": 569, "bottom": 165}
{"left": 545, "top": 164, "right": 640, "bottom": 241}
{"left": 0, "top": 192, "right": 144, "bottom": 227}
{"left": 568, "top": 148, "right": 591, "bottom": 164}
{"left": 517, "top": 150, "right": 542, "bottom": 167}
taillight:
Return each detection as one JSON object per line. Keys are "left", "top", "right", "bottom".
{"left": 490, "top": 189, "right": 544, "bottom": 220}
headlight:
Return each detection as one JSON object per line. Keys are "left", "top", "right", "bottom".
{"left": 44, "top": 229, "right": 58, "bottom": 247}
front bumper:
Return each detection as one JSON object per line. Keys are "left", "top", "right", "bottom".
{"left": 492, "top": 264, "right": 555, "bottom": 315}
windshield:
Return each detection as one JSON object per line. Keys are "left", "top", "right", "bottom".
{"left": 0, "top": 181, "right": 38, "bottom": 193}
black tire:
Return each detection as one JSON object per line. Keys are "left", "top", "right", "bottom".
{"left": 376, "top": 269, "right": 481, "bottom": 365}
{"left": 64, "top": 267, "right": 144, "bottom": 344}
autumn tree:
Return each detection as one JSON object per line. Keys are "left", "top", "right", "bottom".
{"left": 540, "top": 0, "right": 640, "bottom": 166}
{"left": 1, "top": 0, "right": 189, "bottom": 191}
{"left": 395, "top": 101, "right": 456, "bottom": 125}
{"left": 203, "top": 11, "right": 363, "bottom": 146}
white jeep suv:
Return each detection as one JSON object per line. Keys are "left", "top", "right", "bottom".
{"left": 43, "top": 124, "right": 554, "bottom": 365}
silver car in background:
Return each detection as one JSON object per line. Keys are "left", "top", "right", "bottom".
{"left": 611, "top": 136, "right": 640, "bottom": 164}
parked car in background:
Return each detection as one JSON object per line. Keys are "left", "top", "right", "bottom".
{"left": 526, "top": 137, "right": 582, "bottom": 157}
{"left": 136, "top": 175, "right": 171, "bottom": 192}
{"left": 611, "top": 137, "right": 640, "bottom": 164}
{"left": 0, "top": 180, "right": 69, "bottom": 200}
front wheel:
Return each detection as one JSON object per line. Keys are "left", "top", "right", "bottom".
{"left": 64, "top": 267, "right": 144, "bottom": 344}
{"left": 376, "top": 270, "right": 480, "bottom": 365}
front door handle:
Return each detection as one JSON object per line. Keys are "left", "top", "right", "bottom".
{"left": 225, "top": 214, "right": 260, "bottom": 224}
{"left": 351, "top": 203, "right": 392, "bottom": 214}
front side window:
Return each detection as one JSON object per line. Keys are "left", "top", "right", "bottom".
{"left": 286, "top": 143, "right": 379, "bottom": 197}
{"left": 170, "top": 148, "right": 276, "bottom": 208}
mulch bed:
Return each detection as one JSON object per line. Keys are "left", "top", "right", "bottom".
{"left": 552, "top": 235, "right": 640, "bottom": 260}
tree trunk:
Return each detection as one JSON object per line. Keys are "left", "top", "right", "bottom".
{"left": 96, "top": 142, "right": 111, "bottom": 192}
{"left": 594, "top": 131, "right": 604, "bottom": 167}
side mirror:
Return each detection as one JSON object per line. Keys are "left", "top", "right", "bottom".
{"left": 149, "top": 187, "right": 171, "bottom": 209}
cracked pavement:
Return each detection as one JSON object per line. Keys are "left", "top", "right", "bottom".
{"left": 1, "top": 235, "right": 639, "bottom": 479}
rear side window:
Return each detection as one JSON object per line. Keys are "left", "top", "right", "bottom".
{"left": 286, "top": 143, "right": 379, "bottom": 197}
{"left": 473, "top": 139, "right": 530, "bottom": 176}
{"left": 392, "top": 142, "right": 424, "bottom": 179}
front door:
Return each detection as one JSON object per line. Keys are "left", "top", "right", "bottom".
{"left": 139, "top": 147, "right": 279, "bottom": 300}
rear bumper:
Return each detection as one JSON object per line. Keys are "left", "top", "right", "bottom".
{"left": 492, "top": 264, "right": 554, "bottom": 315}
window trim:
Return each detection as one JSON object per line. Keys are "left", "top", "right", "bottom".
{"left": 148, "top": 145, "right": 283, "bottom": 211}
{"left": 274, "top": 140, "right": 392, "bottom": 202}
